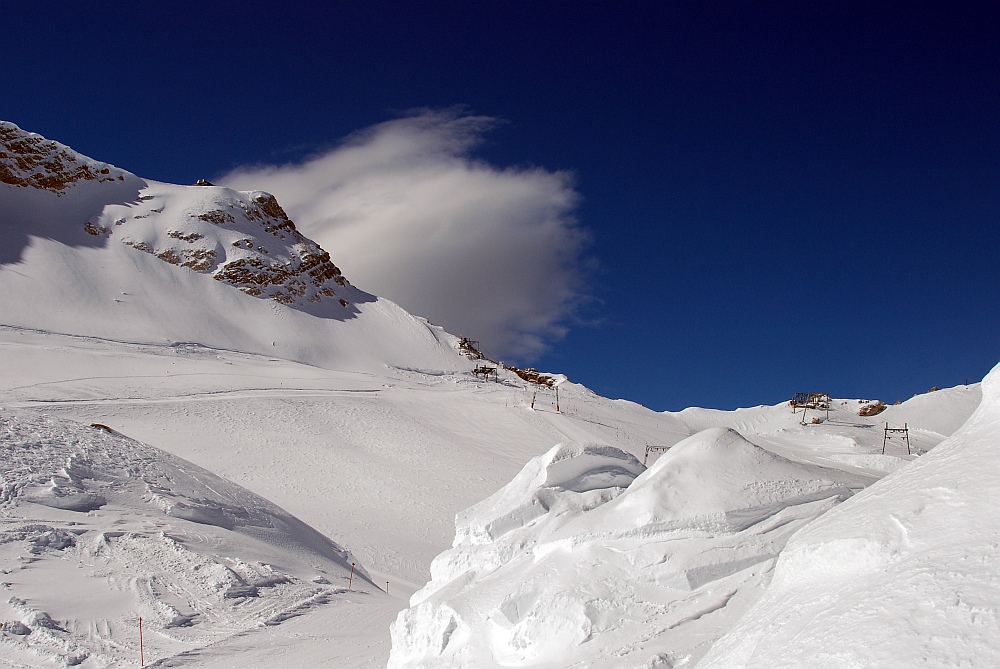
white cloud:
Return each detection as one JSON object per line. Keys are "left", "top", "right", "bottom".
{"left": 219, "top": 110, "right": 588, "bottom": 360}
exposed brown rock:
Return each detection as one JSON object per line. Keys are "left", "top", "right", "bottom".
{"left": 125, "top": 241, "right": 154, "bottom": 253}
{"left": 167, "top": 230, "right": 204, "bottom": 243}
{"left": 84, "top": 222, "right": 111, "bottom": 237}
{"left": 458, "top": 338, "right": 485, "bottom": 360}
{"left": 181, "top": 248, "right": 217, "bottom": 272}
{"left": 858, "top": 401, "right": 887, "bottom": 417}
{"left": 253, "top": 193, "right": 294, "bottom": 227}
{"left": 508, "top": 366, "right": 556, "bottom": 387}
{"left": 157, "top": 249, "right": 182, "bottom": 265}
{"left": 0, "top": 123, "right": 123, "bottom": 195}
{"left": 198, "top": 210, "right": 235, "bottom": 226}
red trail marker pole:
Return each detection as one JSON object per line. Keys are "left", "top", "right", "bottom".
{"left": 139, "top": 616, "right": 144, "bottom": 667}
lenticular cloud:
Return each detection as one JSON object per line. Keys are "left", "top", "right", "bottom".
{"left": 220, "top": 110, "right": 587, "bottom": 360}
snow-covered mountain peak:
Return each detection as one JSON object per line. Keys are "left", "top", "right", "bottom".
{"left": 1, "top": 121, "right": 357, "bottom": 313}
{"left": 0, "top": 121, "right": 130, "bottom": 194}
{"left": 100, "top": 181, "right": 357, "bottom": 311}
{"left": 0, "top": 122, "right": 469, "bottom": 373}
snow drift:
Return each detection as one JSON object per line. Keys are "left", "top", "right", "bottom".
{"left": 698, "top": 361, "right": 1000, "bottom": 669}
{"left": 389, "top": 432, "right": 871, "bottom": 668}
{"left": 0, "top": 408, "right": 374, "bottom": 667}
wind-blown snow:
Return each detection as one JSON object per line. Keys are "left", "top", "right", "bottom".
{"left": 0, "top": 408, "right": 374, "bottom": 667}
{"left": 698, "top": 362, "right": 1000, "bottom": 669}
{"left": 388, "top": 430, "right": 871, "bottom": 668}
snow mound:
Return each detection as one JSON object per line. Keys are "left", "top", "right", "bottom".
{"left": 699, "top": 362, "right": 1000, "bottom": 669}
{"left": 389, "top": 431, "right": 870, "bottom": 668}
{"left": 0, "top": 408, "right": 373, "bottom": 667}
{"left": 593, "top": 427, "right": 863, "bottom": 534}
{"left": 454, "top": 443, "right": 646, "bottom": 549}
{"left": 390, "top": 443, "right": 645, "bottom": 668}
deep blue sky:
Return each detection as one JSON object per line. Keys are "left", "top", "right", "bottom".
{"left": 4, "top": 2, "right": 998, "bottom": 410}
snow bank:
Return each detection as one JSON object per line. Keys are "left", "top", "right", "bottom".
{"left": 699, "top": 362, "right": 1000, "bottom": 669}
{"left": 453, "top": 443, "right": 646, "bottom": 550}
{"left": 389, "top": 443, "right": 644, "bottom": 667}
{"left": 389, "top": 431, "right": 870, "bottom": 668}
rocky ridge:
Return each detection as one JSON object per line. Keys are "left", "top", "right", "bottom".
{"left": 0, "top": 122, "right": 128, "bottom": 193}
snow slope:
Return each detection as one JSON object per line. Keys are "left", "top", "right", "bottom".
{"left": 0, "top": 327, "right": 983, "bottom": 668}
{"left": 698, "top": 362, "right": 1000, "bottom": 668}
{"left": 0, "top": 407, "right": 377, "bottom": 668}
{"left": 0, "top": 120, "right": 464, "bottom": 375}
{"left": 0, "top": 121, "right": 991, "bottom": 668}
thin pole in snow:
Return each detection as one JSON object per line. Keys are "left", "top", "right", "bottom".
{"left": 555, "top": 385, "right": 560, "bottom": 413}
{"left": 139, "top": 616, "right": 144, "bottom": 667}
{"left": 386, "top": 580, "right": 390, "bottom": 595}
{"left": 348, "top": 562, "right": 355, "bottom": 590}
{"left": 531, "top": 392, "right": 536, "bottom": 409}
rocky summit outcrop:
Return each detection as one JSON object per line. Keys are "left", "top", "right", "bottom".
{"left": 114, "top": 187, "right": 353, "bottom": 307}
{"left": 0, "top": 121, "right": 128, "bottom": 193}
{"left": 1, "top": 121, "right": 354, "bottom": 311}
